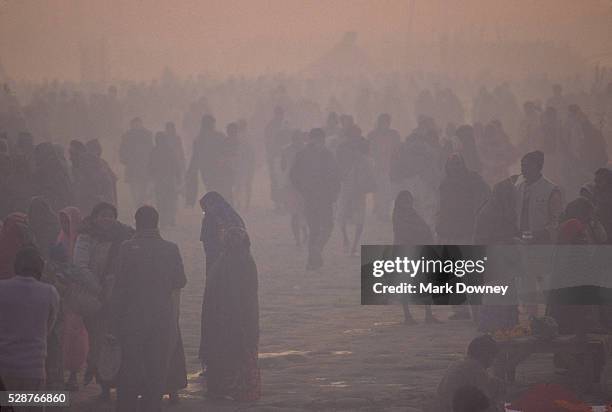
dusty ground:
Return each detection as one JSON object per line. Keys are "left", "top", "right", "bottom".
{"left": 67, "top": 179, "right": 612, "bottom": 411}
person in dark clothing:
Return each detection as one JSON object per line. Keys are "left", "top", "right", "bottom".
{"left": 186, "top": 115, "right": 234, "bottom": 206}
{"left": 581, "top": 168, "right": 612, "bottom": 244}
{"left": 70, "top": 140, "right": 116, "bottom": 216}
{"left": 119, "top": 117, "right": 153, "bottom": 208}
{"left": 201, "top": 225, "right": 260, "bottom": 401}
{"left": 32, "top": 142, "right": 74, "bottom": 212}
{"left": 86, "top": 138, "right": 118, "bottom": 206}
{"left": 112, "top": 206, "right": 187, "bottom": 412}
{"left": 197, "top": 191, "right": 246, "bottom": 373}
{"left": 290, "top": 128, "right": 341, "bottom": 270}
{"left": 392, "top": 190, "right": 440, "bottom": 325}
{"left": 436, "top": 154, "right": 490, "bottom": 244}
{"left": 455, "top": 125, "right": 482, "bottom": 174}
{"left": 149, "top": 132, "right": 182, "bottom": 227}
{"left": 27, "top": 196, "right": 60, "bottom": 261}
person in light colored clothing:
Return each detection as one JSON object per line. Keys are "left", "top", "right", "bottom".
{"left": 0, "top": 247, "right": 59, "bottom": 395}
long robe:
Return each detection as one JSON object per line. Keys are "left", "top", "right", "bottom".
{"left": 112, "top": 229, "right": 187, "bottom": 412}
{"left": 201, "top": 227, "right": 260, "bottom": 401}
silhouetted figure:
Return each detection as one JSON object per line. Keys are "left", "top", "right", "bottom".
{"left": 581, "top": 168, "right": 612, "bottom": 244}
{"left": 367, "top": 113, "right": 401, "bottom": 219}
{"left": 112, "top": 206, "right": 187, "bottom": 412}
{"left": 27, "top": 196, "right": 59, "bottom": 261}
{"left": 70, "top": 140, "right": 116, "bottom": 216}
{"left": 281, "top": 130, "right": 307, "bottom": 246}
{"left": 392, "top": 190, "right": 440, "bottom": 325}
{"left": 232, "top": 119, "right": 255, "bottom": 211}
{"left": 119, "top": 117, "right": 153, "bottom": 208}
{"left": 201, "top": 226, "right": 261, "bottom": 401}
{"left": 436, "top": 154, "right": 490, "bottom": 244}
{"left": 197, "top": 192, "right": 245, "bottom": 372}
{"left": 32, "top": 142, "right": 74, "bottom": 212}
{"left": 149, "top": 132, "right": 182, "bottom": 227}
{"left": 186, "top": 115, "right": 233, "bottom": 205}
{"left": 264, "top": 106, "right": 289, "bottom": 211}
{"left": 290, "top": 128, "right": 340, "bottom": 270}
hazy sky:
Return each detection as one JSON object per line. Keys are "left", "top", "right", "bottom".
{"left": 0, "top": 0, "right": 610, "bottom": 80}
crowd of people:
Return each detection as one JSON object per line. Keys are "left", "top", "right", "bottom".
{"left": 1, "top": 68, "right": 612, "bottom": 411}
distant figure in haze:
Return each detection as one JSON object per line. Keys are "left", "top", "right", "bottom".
{"left": 392, "top": 190, "right": 440, "bottom": 325}
{"left": 281, "top": 130, "right": 307, "bottom": 247}
{"left": 455, "top": 125, "right": 482, "bottom": 174}
{"left": 27, "top": 196, "right": 59, "bottom": 262}
{"left": 197, "top": 192, "right": 246, "bottom": 373}
{"left": 0, "top": 213, "right": 33, "bottom": 280}
{"left": 232, "top": 119, "right": 256, "bottom": 211}
{"left": 337, "top": 131, "right": 375, "bottom": 255}
{"left": 85, "top": 138, "right": 118, "bottom": 207}
{"left": 149, "top": 132, "right": 182, "bottom": 227}
{"left": 436, "top": 153, "right": 490, "bottom": 245}
{"left": 367, "top": 113, "right": 401, "bottom": 220}
{"left": 201, "top": 225, "right": 260, "bottom": 401}
{"left": 164, "top": 122, "right": 186, "bottom": 178}
{"left": 265, "top": 106, "right": 288, "bottom": 211}
{"left": 32, "top": 142, "right": 74, "bottom": 212}
{"left": 119, "top": 117, "right": 154, "bottom": 208}
{"left": 112, "top": 206, "right": 187, "bottom": 411}
{"left": 70, "top": 140, "right": 116, "bottom": 216}
{"left": 478, "top": 120, "right": 517, "bottom": 186}
{"left": 437, "top": 335, "right": 504, "bottom": 412}
{"left": 186, "top": 115, "right": 233, "bottom": 206}
{"left": 290, "top": 128, "right": 341, "bottom": 270}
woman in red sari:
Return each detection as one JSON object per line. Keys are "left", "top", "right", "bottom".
{"left": 0, "top": 212, "right": 32, "bottom": 279}
{"left": 201, "top": 226, "right": 260, "bottom": 401}
{"left": 56, "top": 207, "right": 89, "bottom": 391}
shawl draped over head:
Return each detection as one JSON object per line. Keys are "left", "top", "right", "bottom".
{"left": 199, "top": 191, "right": 245, "bottom": 259}
{"left": 57, "top": 207, "right": 83, "bottom": 260}
{"left": 200, "top": 224, "right": 260, "bottom": 401}
{"left": 392, "top": 190, "right": 433, "bottom": 244}
{"left": 28, "top": 196, "right": 60, "bottom": 259}
{"left": 0, "top": 212, "right": 33, "bottom": 279}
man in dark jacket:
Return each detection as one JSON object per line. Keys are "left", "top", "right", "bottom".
{"left": 112, "top": 206, "right": 187, "bottom": 412}
{"left": 290, "top": 128, "right": 340, "bottom": 270}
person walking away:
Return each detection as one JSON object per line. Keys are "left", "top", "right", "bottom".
{"left": 112, "top": 206, "right": 187, "bottom": 412}
{"left": 392, "top": 190, "right": 440, "bottom": 324}
{"left": 119, "top": 117, "right": 153, "bottom": 209}
{"left": 367, "top": 113, "right": 401, "bottom": 220}
{"left": 149, "top": 132, "right": 182, "bottom": 227}
{"left": 280, "top": 130, "right": 307, "bottom": 247}
{"left": 290, "top": 128, "right": 341, "bottom": 270}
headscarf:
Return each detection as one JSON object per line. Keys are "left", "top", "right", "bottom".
{"left": 199, "top": 191, "right": 245, "bottom": 263}
{"left": 56, "top": 207, "right": 82, "bottom": 260}
{"left": 0, "top": 213, "right": 33, "bottom": 279}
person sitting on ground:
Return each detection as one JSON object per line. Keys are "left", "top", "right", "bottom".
{"left": 437, "top": 335, "right": 504, "bottom": 412}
